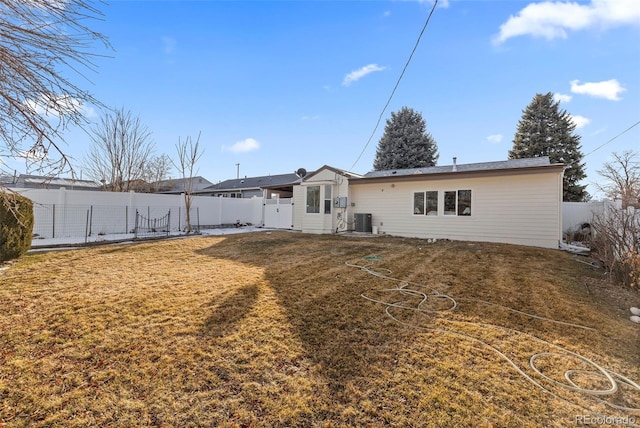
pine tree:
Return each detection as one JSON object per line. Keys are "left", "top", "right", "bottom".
{"left": 373, "top": 107, "right": 439, "bottom": 171}
{"left": 509, "top": 92, "right": 588, "bottom": 201}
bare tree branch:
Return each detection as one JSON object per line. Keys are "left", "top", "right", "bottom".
{"left": 596, "top": 150, "right": 640, "bottom": 209}
{"left": 173, "top": 132, "right": 204, "bottom": 233}
{"left": 84, "top": 107, "right": 156, "bottom": 192}
{"left": 590, "top": 151, "right": 640, "bottom": 288}
{"left": 0, "top": 0, "right": 110, "bottom": 177}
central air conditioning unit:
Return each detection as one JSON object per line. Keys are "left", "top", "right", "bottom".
{"left": 354, "top": 213, "right": 372, "bottom": 233}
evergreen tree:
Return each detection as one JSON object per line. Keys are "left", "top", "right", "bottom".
{"left": 509, "top": 92, "right": 588, "bottom": 201}
{"left": 373, "top": 107, "right": 439, "bottom": 171}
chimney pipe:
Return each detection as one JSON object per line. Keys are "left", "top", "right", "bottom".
{"left": 452, "top": 157, "right": 457, "bottom": 172}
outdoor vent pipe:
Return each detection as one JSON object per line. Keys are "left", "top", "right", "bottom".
{"left": 452, "top": 157, "right": 457, "bottom": 172}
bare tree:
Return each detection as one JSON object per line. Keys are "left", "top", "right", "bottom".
{"left": 0, "top": 0, "right": 109, "bottom": 176}
{"left": 173, "top": 133, "right": 204, "bottom": 233}
{"left": 590, "top": 150, "right": 640, "bottom": 288}
{"left": 596, "top": 150, "right": 640, "bottom": 209}
{"left": 84, "top": 108, "right": 156, "bottom": 192}
{"left": 591, "top": 202, "right": 640, "bottom": 288}
{"left": 144, "top": 154, "right": 173, "bottom": 192}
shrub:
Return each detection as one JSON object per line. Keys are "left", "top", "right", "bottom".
{"left": 590, "top": 202, "right": 640, "bottom": 288}
{"left": 0, "top": 192, "right": 34, "bottom": 262}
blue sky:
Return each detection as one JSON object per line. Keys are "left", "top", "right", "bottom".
{"left": 10, "top": 0, "right": 640, "bottom": 197}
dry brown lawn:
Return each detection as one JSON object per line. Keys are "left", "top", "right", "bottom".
{"left": 0, "top": 231, "right": 638, "bottom": 427}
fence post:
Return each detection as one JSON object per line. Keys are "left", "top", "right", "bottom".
{"left": 52, "top": 204, "right": 56, "bottom": 239}
{"left": 134, "top": 209, "right": 139, "bottom": 239}
{"left": 85, "top": 209, "right": 90, "bottom": 243}
{"left": 89, "top": 205, "right": 93, "bottom": 237}
{"left": 197, "top": 207, "right": 200, "bottom": 232}
{"left": 126, "top": 206, "right": 129, "bottom": 234}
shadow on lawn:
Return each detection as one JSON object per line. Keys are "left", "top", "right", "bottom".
{"left": 201, "top": 282, "right": 260, "bottom": 338}
{"left": 195, "top": 233, "right": 405, "bottom": 393}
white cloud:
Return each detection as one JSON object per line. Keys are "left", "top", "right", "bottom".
{"left": 83, "top": 105, "right": 98, "bottom": 119}
{"left": 223, "top": 138, "right": 260, "bottom": 154}
{"left": 570, "top": 114, "right": 591, "bottom": 129}
{"left": 161, "top": 36, "right": 177, "bottom": 55}
{"left": 553, "top": 93, "right": 572, "bottom": 103}
{"left": 25, "top": 94, "right": 85, "bottom": 118}
{"left": 493, "top": 0, "right": 640, "bottom": 44}
{"left": 570, "top": 79, "right": 626, "bottom": 101}
{"left": 301, "top": 115, "right": 320, "bottom": 121}
{"left": 486, "top": 134, "right": 504, "bottom": 144}
{"left": 342, "top": 64, "right": 386, "bottom": 87}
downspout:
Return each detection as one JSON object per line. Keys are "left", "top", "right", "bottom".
{"left": 559, "top": 166, "right": 564, "bottom": 248}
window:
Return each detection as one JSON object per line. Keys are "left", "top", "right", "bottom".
{"left": 324, "top": 185, "right": 332, "bottom": 214}
{"left": 426, "top": 191, "right": 438, "bottom": 215}
{"left": 444, "top": 190, "right": 472, "bottom": 216}
{"left": 458, "top": 190, "right": 471, "bottom": 216}
{"left": 413, "top": 192, "right": 425, "bottom": 215}
{"left": 444, "top": 191, "right": 456, "bottom": 215}
{"left": 306, "top": 186, "right": 320, "bottom": 213}
{"left": 414, "top": 191, "right": 438, "bottom": 215}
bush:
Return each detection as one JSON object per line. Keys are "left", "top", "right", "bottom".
{"left": 0, "top": 192, "right": 34, "bottom": 262}
{"left": 590, "top": 202, "right": 640, "bottom": 288}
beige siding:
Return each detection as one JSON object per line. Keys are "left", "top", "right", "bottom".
{"left": 298, "top": 169, "right": 352, "bottom": 234}
{"left": 292, "top": 185, "right": 304, "bottom": 231}
{"left": 349, "top": 171, "right": 562, "bottom": 248}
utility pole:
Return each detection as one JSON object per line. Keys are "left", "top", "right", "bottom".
{"left": 236, "top": 163, "right": 240, "bottom": 179}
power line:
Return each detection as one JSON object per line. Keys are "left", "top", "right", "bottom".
{"left": 583, "top": 120, "right": 640, "bottom": 158}
{"left": 350, "top": 0, "right": 439, "bottom": 171}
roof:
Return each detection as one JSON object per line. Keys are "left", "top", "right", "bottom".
{"left": 154, "top": 176, "right": 213, "bottom": 193}
{"left": 5, "top": 174, "right": 101, "bottom": 190}
{"left": 353, "top": 157, "right": 563, "bottom": 183}
{"left": 302, "top": 165, "right": 363, "bottom": 181}
{"left": 203, "top": 172, "right": 301, "bottom": 192}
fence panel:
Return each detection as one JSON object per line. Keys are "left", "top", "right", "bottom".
{"left": 562, "top": 201, "right": 604, "bottom": 233}
{"left": 19, "top": 188, "right": 265, "bottom": 242}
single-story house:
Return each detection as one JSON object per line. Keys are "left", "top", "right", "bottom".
{"left": 153, "top": 176, "right": 214, "bottom": 194}
{"left": 200, "top": 172, "right": 303, "bottom": 199}
{"left": 292, "top": 157, "right": 564, "bottom": 249}
{"left": 2, "top": 174, "right": 101, "bottom": 191}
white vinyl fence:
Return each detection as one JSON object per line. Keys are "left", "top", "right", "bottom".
{"left": 562, "top": 201, "right": 605, "bottom": 233}
{"left": 263, "top": 198, "right": 293, "bottom": 229}
{"left": 12, "top": 187, "right": 264, "bottom": 240}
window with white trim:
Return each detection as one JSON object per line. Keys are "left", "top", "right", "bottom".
{"left": 413, "top": 191, "right": 439, "bottom": 215}
{"left": 426, "top": 191, "right": 438, "bottom": 215}
{"left": 306, "top": 186, "right": 320, "bottom": 213}
{"left": 413, "top": 192, "right": 425, "bottom": 215}
{"left": 324, "top": 185, "right": 332, "bottom": 214}
{"left": 444, "top": 190, "right": 471, "bottom": 216}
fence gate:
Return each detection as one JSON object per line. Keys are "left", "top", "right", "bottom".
{"left": 134, "top": 209, "right": 171, "bottom": 239}
{"left": 264, "top": 199, "right": 293, "bottom": 229}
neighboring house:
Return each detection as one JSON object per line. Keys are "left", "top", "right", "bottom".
{"left": 200, "top": 172, "right": 301, "bottom": 198}
{"left": 153, "top": 176, "right": 214, "bottom": 194}
{"left": 292, "top": 157, "right": 565, "bottom": 249}
{"left": 3, "top": 174, "right": 101, "bottom": 191}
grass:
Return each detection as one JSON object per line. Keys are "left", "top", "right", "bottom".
{"left": 0, "top": 232, "right": 638, "bottom": 427}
